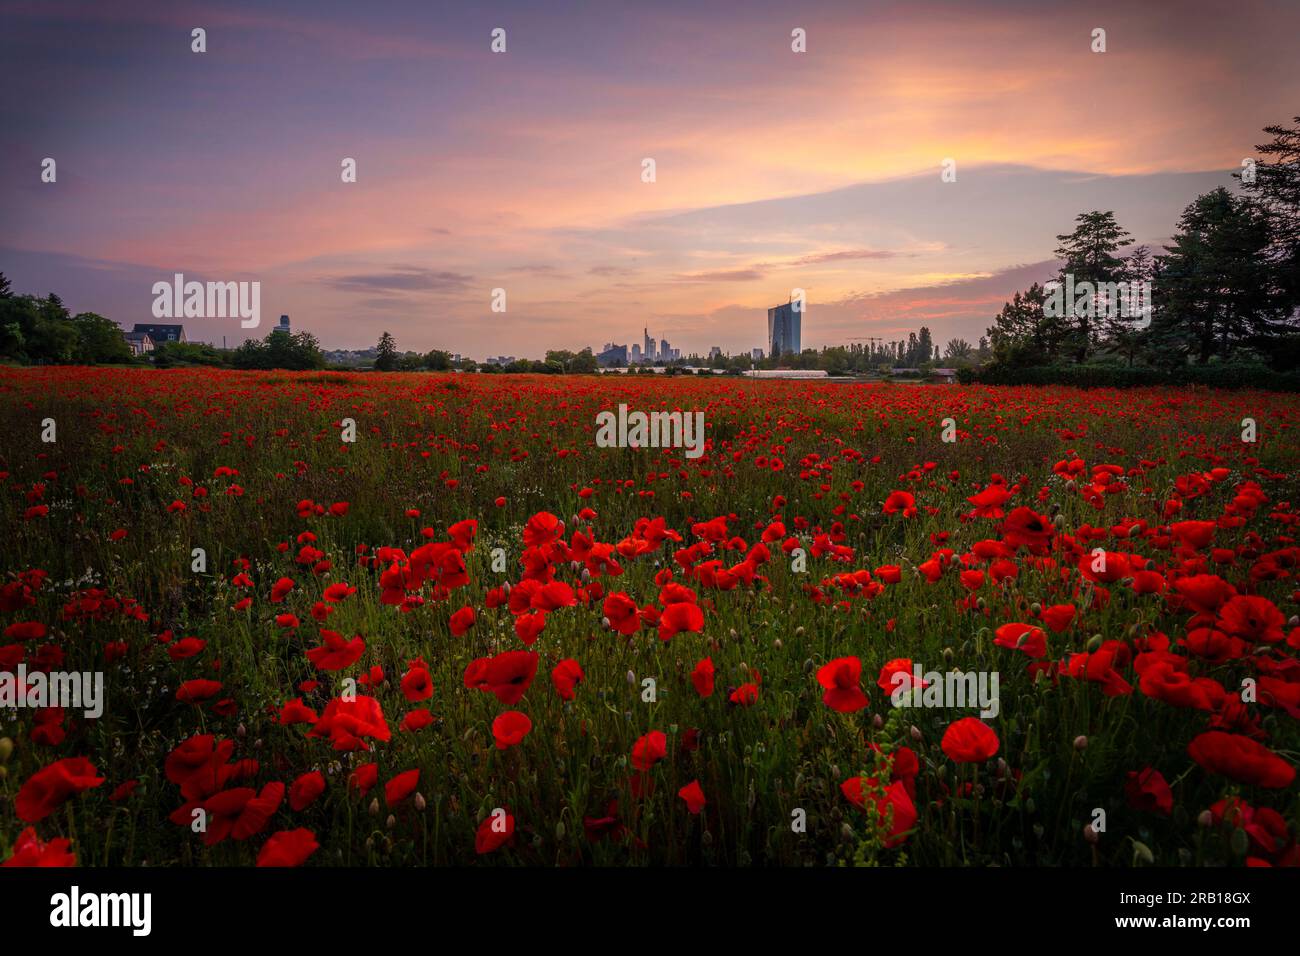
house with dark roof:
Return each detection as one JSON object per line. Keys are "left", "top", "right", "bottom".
{"left": 132, "top": 323, "right": 186, "bottom": 344}
{"left": 123, "top": 331, "right": 154, "bottom": 356}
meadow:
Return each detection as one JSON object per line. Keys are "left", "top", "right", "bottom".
{"left": 0, "top": 367, "right": 1297, "bottom": 867}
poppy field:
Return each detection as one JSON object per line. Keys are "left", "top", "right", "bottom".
{"left": 1, "top": 366, "right": 1298, "bottom": 868}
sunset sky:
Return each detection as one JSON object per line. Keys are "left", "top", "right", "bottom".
{"left": 3, "top": 0, "right": 1297, "bottom": 357}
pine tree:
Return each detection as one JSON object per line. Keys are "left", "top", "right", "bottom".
{"left": 1054, "top": 211, "right": 1132, "bottom": 361}
{"left": 375, "top": 330, "right": 398, "bottom": 371}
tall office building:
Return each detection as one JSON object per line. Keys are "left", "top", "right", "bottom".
{"left": 278, "top": 314, "right": 290, "bottom": 333}
{"left": 767, "top": 300, "right": 801, "bottom": 359}
{"left": 643, "top": 328, "right": 655, "bottom": 363}
{"left": 630, "top": 343, "right": 642, "bottom": 363}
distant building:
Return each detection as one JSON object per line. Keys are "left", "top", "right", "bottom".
{"left": 123, "top": 331, "right": 153, "bottom": 356}
{"left": 596, "top": 343, "right": 628, "bottom": 367}
{"left": 659, "top": 337, "right": 677, "bottom": 362}
{"left": 930, "top": 367, "right": 958, "bottom": 384}
{"left": 484, "top": 355, "right": 516, "bottom": 366}
{"left": 767, "top": 301, "right": 800, "bottom": 359}
{"left": 643, "top": 328, "right": 655, "bottom": 363}
{"left": 751, "top": 348, "right": 764, "bottom": 361}
{"left": 708, "top": 346, "right": 722, "bottom": 360}
{"left": 133, "top": 323, "right": 186, "bottom": 344}
{"left": 630, "top": 343, "right": 642, "bottom": 363}
{"left": 278, "top": 314, "right": 290, "bottom": 334}
{"left": 743, "top": 369, "right": 827, "bottom": 379}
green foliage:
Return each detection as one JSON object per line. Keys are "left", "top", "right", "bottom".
{"left": 375, "top": 331, "right": 399, "bottom": 371}
{"left": 229, "top": 329, "right": 326, "bottom": 370}
{"left": 973, "top": 361, "right": 1300, "bottom": 391}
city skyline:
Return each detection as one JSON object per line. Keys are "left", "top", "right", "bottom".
{"left": 4, "top": 0, "right": 1299, "bottom": 358}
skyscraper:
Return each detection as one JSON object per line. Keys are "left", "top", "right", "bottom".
{"left": 643, "top": 327, "right": 654, "bottom": 363}
{"left": 767, "top": 300, "right": 801, "bottom": 359}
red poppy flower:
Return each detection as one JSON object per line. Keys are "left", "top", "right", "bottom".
{"left": 631, "top": 730, "right": 668, "bottom": 770}
{"left": 449, "top": 605, "right": 476, "bottom": 636}
{"left": 385, "top": 769, "right": 420, "bottom": 804}
{"left": 1187, "top": 732, "right": 1295, "bottom": 788}
{"left": 603, "top": 592, "right": 641, "bottom": 635}
{"left": 257, "top": 828, "right": 320, "bottom": 867}
{"left": 993, "top": 623, "right": 1047, "bottom": 658}
{"left": 492, "top": 710, "right": 532, "bottom": 749}
{"left": 940, "top": 718, "right": 999, "bottom": 763}
{"left": 840, "top": 776, "right": 917, "bottom": 847}
{"left": 691, "top": 657, "right": 715, "bottom": 697}
{"left": 1124, "top": 767, "right": 1172, "bottom": 816}
{"left": 476, "top": 811, "right": 516, "bottom": 854}
{"left": 816, "top": 656, "right": 869, "bottom": 712}
{"left": 551, "top": 658, "right": 584, "bottom": 700}
{"left": 289, "top": 770, "right": 326, "bottom": 811}
{"left": 309, "top": 695, "right": 392, "bottom": 751}
{"left": 305, "top": 631, "right": 365, "bottom": 671}
{"left": 463, "top": 650, "right": 539, "bottom": 705}
{"left": 658, "top": 601, "right": 704, "bottom": 641}
{"left": 2, "top": 827, "right": 76, "bottom": 867}
{"left": 176, "top": 679, "right": 223, "bottom": 703}
{"left": 678, "top": 780, "right": 707, "bottom": 814}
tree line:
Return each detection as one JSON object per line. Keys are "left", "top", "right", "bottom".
{"left": 985, "top": 116, "right": 1300, "bottom": 376}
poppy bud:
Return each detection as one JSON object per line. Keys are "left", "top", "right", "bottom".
{"left": 1082, "top": 822, "right": 1099, "bottom": 844}
{"left": 794, "top": 626, "right": 805, "bottom": 638}
{"left": 386, "top": 814, "right": 396, "bottom": 830}
{"left": 976, "top": 597, "right": 986, "bottom": 610}
{"left": 996, "top": 758, "right": 1008, "bottom": 778}
{"left": 1197, "top": 809, "right": 1213, "bottom": 828}
{"left": 910, "top": 725, "right": 921, "bottom": 742}
{"left": 601, "top": 617, "right": 611, "bottom": 628}
{"left": 803, "top": 658, "right": 815, "bottom": 673}
{"left": 581, "top": 567, "right": 591, "bottom": 583}
{"left": 1029, "top": 602, "right": 1041, "bottom": 615}
{"left": 730, "top": 628, "right": 738, "bottom": 641}
{"left": 872, "top": 714, "right": 884, "bottom": 730}
{"left": 369, "top": 797, "right": 380, "bottom": 816}
{"left": 1229, "top": 827, "right": 1249, "bottom": 857}
{"left": 556, "top": 820, "right": 566, "bottom": 841}
{"left": 626, "top": 670, "right": 636, "bottom": 685}
{"left": 701, "top": 830, "right": 712, "bottom": 846}
{"left": 414, "top": 792, "right": 426, "bottom": 811}
{"left": 840, "top": 823, "right": 854, "bottom": 843}
{"left": 1087, "top": 634, "right": 1103, "bottom": 651}
{"left": 773, "top": 638, "right": 783, "bottom": 649}
{"left": 236, "top": 722, "right": 247, "bottom": 738}
{"left": 0, "top": 737, "right": 12, "bottom": 763}
{"left": 1053, "top": 513, "right": 1066, "bottom": 528}
{"left": 253, "top": 738, "right": 263, "bottom": 750}
{"left": 943, "top": 647, "right": 954, "bottom": 664}
{"left": 1074, "top": 735, "right": 1088, "bottom": 751}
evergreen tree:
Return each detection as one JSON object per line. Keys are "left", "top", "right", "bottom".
{"left": 1154, "top": 187, "right": 1283, "bottom": 364}
{"left": 375, "top": 330, "right": 399, "bottom": 371}
{"left": 1053, "top": 211, "right": 1132, "bottom": 361}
